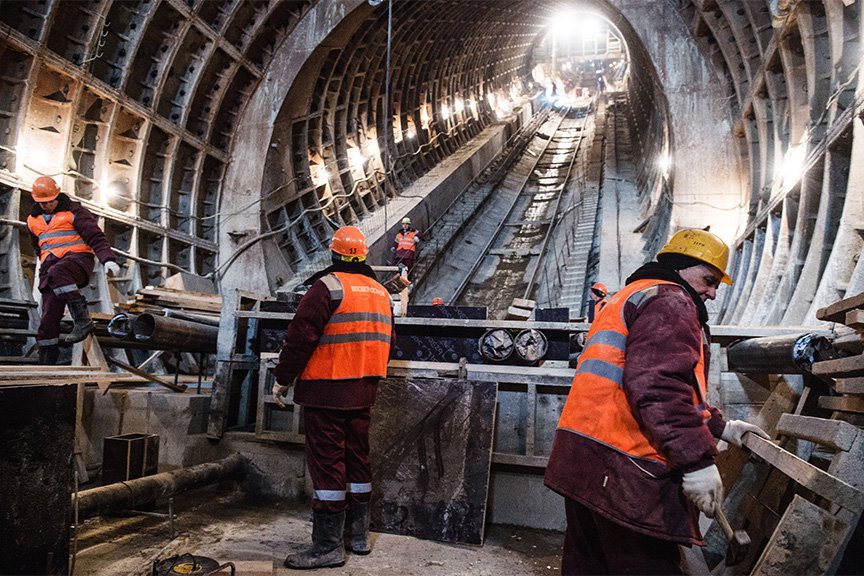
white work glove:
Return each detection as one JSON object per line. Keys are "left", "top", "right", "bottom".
{"left": 104, "top": 261, "right": 121, "bottom": 276}
{"left": 722, "top": 419, "right": 770, "bottom": 448}
{"left": 272, "top": 381, "right": 291, "bottom": 408}
{"left": 682, "top": 464, "right": 723, "bottom": 518}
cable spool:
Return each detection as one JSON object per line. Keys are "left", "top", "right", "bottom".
{"left": 479, "top": 328, "right": 515, "bottom": 362}
{"left": 514, "top": 329, "right": 548, "bottom": 363}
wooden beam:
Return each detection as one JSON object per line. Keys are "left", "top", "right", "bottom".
{"left": 832, "top": 377, "right": 864, "bottom": 395}
{"left": 818, "top": 395, "right": 864, "bottom": 414}
{"left": 775, "top": 414, "right": 860, "bottom": 451}
{"left": 817, "top": 292, "right": 864, "bottom": 323}
{"left": 105, "top": 357, "right": 188, "bottom": 393}
{"left": 811, "top": 354, "right": 864, "bottom": 377}
{"left": 845, "top": 309, "right": 864, "bottom": 331}
{"left": 742, "top": 434, "right": 864, "bottom": 513}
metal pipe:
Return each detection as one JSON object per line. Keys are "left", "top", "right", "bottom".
{"left": 75, "top": 454, "right": 246, "bottom": 520}
{"left": 132, "top": 313, "right": 218, "bottom": 353}
{"left": 107, "top": 313, "right": 137, "bottom": 339}
{"left": 163, "top": 308, "right": 220, "bottom": 327}
{"left": 726, "top": 333, "right": 837, "bottom": 374}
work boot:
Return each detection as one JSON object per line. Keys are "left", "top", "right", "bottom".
{"left": 38, "top": 345, "right": 60, "bottom": 365}
{"left": 284, "top": 510, "right": 346, "bottom": 569}
{"left": 347, "top": 501, "right": 371, "bottom": 555}
{"left": 63, "top": 297, "right": 94, "bottom": 345}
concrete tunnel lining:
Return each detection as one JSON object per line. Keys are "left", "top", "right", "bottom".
{"left": 218, "top": 0, "right": 743, "bottom": 298}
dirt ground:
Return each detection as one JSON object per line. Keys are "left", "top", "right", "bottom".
{"left": 74, "top": 487, "right": 564, "bottom": 575}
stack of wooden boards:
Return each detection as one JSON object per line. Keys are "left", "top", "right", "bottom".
{"left": 702, "top": 292, "right": 864, "bottom": 575}
{"left": 117, "top": 286, "right": 221, "bottom": 322}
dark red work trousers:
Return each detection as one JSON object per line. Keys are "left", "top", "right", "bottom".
{"left": 37, "top": 254, "right": 93, "bottom": 346}
{"left": 303, "top": 407, "right": 372, "bottom": 514}
{"left": 393, "top": 249, "right": 415, "bottom": 275}
{"left": 562, "top": 498, "right": 682, "bottom": 575}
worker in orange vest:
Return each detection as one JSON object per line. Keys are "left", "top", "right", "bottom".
{"left": 545, "top": 229, "right": 769, "bottom": 575}
{"left": 273, "top": 225, "right": 393, "bottom": 570}
{"left": 588, "top": 281, "right": 608, "bottom": 322}
{"left": 26, "top": 176, "right": 120, "bottom": 364}
{"left": 392, "top": 217, "right": 420, "bottom": 277}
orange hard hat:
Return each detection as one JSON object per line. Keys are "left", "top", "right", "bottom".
{"left": 591, "top": 282, "right": 607, "bottom": 297}
{"left": 32, "top": 176, "right": 61, "bottom": 202}
{"left": 329, "top": 226, "right": 368, "bottom": 260}
{"left": 431, "top": 297, "right": 444, "bottom": 306}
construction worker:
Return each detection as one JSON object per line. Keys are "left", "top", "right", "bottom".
{"left": 545, "top": 229, "right": 770, "bottom": 575}
{"left": 392, "top": 217, "right": 419, "bottom": 277}
{"left": 273, "top": 225, "right": 393, "bottom": 570}
{"left": 431, "top": 297, "right": 444, "bottom": 306}
{"left": 27, "top": 176, "right": 120, "bottom": 364}
{"left": 587, "top": 281, "right": 608, "bottom": 322}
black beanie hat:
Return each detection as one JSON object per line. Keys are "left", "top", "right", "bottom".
{"left": 657, "top": 252, "right": 706, "bottom": 272}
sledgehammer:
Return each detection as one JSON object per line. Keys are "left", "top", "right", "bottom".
{"left": 714, "top": 504, "right": 751, "bottom": 566}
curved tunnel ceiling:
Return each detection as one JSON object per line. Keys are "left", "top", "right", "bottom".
{"left": 0, "top": 0, "right": 861, "bottom": 326}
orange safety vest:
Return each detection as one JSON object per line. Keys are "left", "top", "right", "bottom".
{"left": 300, "top": 272, "right": 393, "bottom": 381}
{"left": 396, "top": 230, "right": 417, "bottom": 252}
{"left": 557, "top": 278, "right": 709, "bottom": 465}
{"left": 27, "top": 211, "right": 95, "bottom": 262}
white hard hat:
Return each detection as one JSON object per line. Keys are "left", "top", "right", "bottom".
{"left": 402, "top": 217, "right": 411, "bottom": 225}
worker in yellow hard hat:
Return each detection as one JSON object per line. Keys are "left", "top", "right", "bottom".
{"left": 546, "top": 228, "right": 769, "bottom": 574}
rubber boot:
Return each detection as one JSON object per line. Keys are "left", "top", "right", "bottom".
{"left": 347, "top": 501, "right": 371, "bottom": 555}
{"left": 63, "top": 297, "right": 94, "bottom": 345}
{"left": 38, "top": 346, "right": 60, "bottom": 365}
{"left": 284, "top": 510, "right": 346, "bottom": 570}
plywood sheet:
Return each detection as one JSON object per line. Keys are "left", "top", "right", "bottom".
{"left": 369, "top": 377, "right": 497, "bottom": 545}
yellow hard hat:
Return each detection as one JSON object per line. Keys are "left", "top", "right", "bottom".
{"left": 657, "top": 228, "right": 733, "bottom": 285}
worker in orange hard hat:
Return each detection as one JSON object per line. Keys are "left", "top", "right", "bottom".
{"left": 392, "top": 217, "right": 420, "bottom": 279}
{"left": 27, "top": 176, "right": 121, "bottom": 364}
{"left": 546, "top": 229, "right": 768, "bottom": 574}
{"left": 273, "top": 225, "right": 393, "bottom": 569}
{"left": 588, "top": 282, "right": 608, "bottom": 322}
{"left": 431, "top": 297, "right": 444, "bottom": 306}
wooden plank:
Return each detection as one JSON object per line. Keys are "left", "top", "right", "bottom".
{"left": 811, "top": 354, "right": 864, "bottom": 377}
{"left": 751, "top": 494, "right": 856, "bottom": 576}
{"left": 818, "top": 395, "right": 864, "bottom": 414}
{"left": 845, "top": 309, "right": 864, "bottom": 331}
{"left": 742, "top": 434, "right": 864, "bottom": 513}
{"left": 105, "top": 356, "right": 188, "bottom": 393}
{"left": 775, "top": 414, "right": 859, "bottom": 451}
{"left": 832, "top": 377, "right": 864, "bottom": 395}
{"left": 817, "top": 292, "right": 864, "bottom": 323}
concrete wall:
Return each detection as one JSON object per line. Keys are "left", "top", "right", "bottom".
{"left": 83, "top": 385, "right": 566, "bottom": 531}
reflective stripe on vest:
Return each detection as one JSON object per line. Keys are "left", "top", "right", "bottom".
{"left": 300, "top": 272, "right": 393, "bottom": 381}
{"left": 557, "top": 278, "right": 708, "bottom": 465}
{"left": 396, "top": 230, "right": 417, "bottom": 252}
{"left": 27, "top": 211, "right": 95, "bottom": 262}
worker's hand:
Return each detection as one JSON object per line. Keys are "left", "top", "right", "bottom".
{"left": 104, "top": 261, "right": 121, "bottom": 276}
{"left": 682, "top": 464, "right": 723, "bottom": 518}
{"left": 722, "top": 420, "right": 770, "bottom": 448}
{"left": 272, "top": 381, "right": 291, "bottom": 408}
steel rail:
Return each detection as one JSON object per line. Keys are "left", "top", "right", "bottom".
{"left": 448, "top": 111, "right": 583, "bottom": 304}
{"left": 521, "top": 119, "right": 588, "bottom": 300}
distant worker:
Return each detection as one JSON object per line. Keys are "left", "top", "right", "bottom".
{"left": 27, "top": 176, "right": 120, "bottom": 364}
{"left": 587, "top": 282, "right": 608, "bottom": 322}
{"left": 393, "top": 217, "right": 420, "bottom": 278}
{"left": 431, "top": 297, "right": 444, "bottom": 306}
{"left": 596, "top": 75, "right": 606, "bottom": 94}
{"left": 273, "top": 225, "right": 394, "bottom": 570}
{"left": 545, "top": 229, "right": 770, "bottom": 575}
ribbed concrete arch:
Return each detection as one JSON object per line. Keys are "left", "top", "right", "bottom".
{"left": 220, "top": 0, "right": 742, "bottom": 294}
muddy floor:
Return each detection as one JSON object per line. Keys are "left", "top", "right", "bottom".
{"left": 74, "top": 487, "right": 564, "bottom": 575}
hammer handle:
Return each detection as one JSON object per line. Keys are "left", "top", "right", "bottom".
{"left": 715, "top": 504, "right": 735, "bottom": 540}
